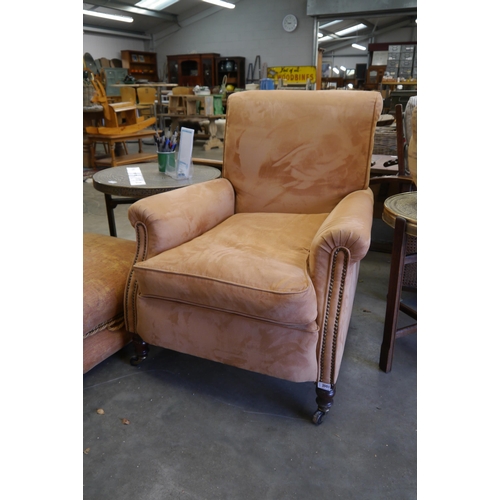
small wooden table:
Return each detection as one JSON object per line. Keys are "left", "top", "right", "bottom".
{"left": 379, "top": 191, "right": 417, "bottom": 373}
{"left": 86, "top": 129, "right": 158, "bottom": 168}
{"left": 370, "top": 154, "right": 400, "bottom": 176}
{"left": 92, "top": 163, "right": 221, "bottom": 237}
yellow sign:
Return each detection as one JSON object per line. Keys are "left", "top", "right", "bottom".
{"left": 267, "top": 66, "right": 316, "bottom": 84}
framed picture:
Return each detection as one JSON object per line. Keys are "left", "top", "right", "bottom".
{"left": 138, "top": 55, "right": 145, "bottom": 63}
{"left": 131, "top": 54, "right": 138, "bottom": 62}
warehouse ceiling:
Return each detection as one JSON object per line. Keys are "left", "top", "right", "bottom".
{"left": 82, "top": 1, "right": 416, "bottom": 50}
{"left": 83, "top": 0, "right": 242, "bottom": 37}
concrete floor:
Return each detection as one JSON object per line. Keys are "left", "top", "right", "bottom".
{"left": 83, "top": 139, "right": 417, "bottom": 500}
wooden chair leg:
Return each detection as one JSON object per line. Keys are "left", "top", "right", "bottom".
{"left": 379, "top": 216, "right": 408, "bottom": 373}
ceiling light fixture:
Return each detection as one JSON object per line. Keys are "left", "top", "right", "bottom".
{"left": 319, "top": 20, "right": 342, "bottom": 29}
{"left": 335, "top": 23, "right": 366, "bottom": 36}
{"left": 332, "top": 67, "right": 340, "bottom": 74}
{"left": 202, "top": 0, "right": 235, "bottom": 9}
{"left": 352, "top": 43, "right": 367, "bottom": 51}
{"left": 318, "top": 35, "right": 334, "bottom": 43}
{"left": 135, "top": 0, "right": 179, "bottom": 10}
{"left": 83, "top": 9, "right": 134, "bottom": 23}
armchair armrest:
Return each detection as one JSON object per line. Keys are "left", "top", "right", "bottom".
{"left": 128, "top": 178, "right": 235, "bottom": 259}
{"left": 309, "top": 188, "right": 374, "bottom": 269}
{"left": 125, "top": 178, "right": 234, "bottom": 334}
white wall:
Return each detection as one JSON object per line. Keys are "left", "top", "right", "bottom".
{"left": 153, "top": 0, "right": 315, "bottom": 80}
{"left": 83, "top": 32, "right": 149, "bottom": 61}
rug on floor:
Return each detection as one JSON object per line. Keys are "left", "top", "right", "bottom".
{"left": 84, "top": 168, "right": 101, "bottom": 182}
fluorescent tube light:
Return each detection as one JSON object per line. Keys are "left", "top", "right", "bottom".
{"left": 332, "top": 67, "right": 339, "bottom": 74}
{"left": 335, "top": 23, "right": 366, "bottom": 36}
{"left": 319, "top": 20, "right": 342, "bottom": 29}
{"left": 318, "top": 35, "right": 334, "bottom": 43}
{"left": 352, "top": 43, "right": 367, "bottom": 51}
{"left": 83, "top": 10, "right": 134, "bottom": 23}
{"left": 202, "top": 0, "right": 235, "bottom": 9}
{"left": 135, "top": 0, "right": 179, "bottom": 10}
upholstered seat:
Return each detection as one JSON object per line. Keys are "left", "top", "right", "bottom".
{"left": 125, "top": 90, "right": 382, "bottom": 424}
{"left": 133, "top": 212, "right": 326, "bottom": 325}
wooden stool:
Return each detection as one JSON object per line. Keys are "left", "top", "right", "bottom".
{"left": 168, "top": 95, "right": 187, "bottom": 114}
{"left": 379, "top": 191, "right": 417, "bottom": 373}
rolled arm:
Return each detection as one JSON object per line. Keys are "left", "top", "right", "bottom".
{"left": 124, "top": 178, "right": 235, "bottom": 333}
{"left": 309, "top": 188, "right": 374, "bottom": 270}
{"left": 128, "top": 177, "right": 235, "bottom": 259}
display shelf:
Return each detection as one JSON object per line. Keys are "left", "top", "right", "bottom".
{"left": 166, "top": 53, "right": 220, "bottom": 88}
{"left": 215, "top": 57, "right": 245, "bottom": 89}
{"left": 121, "top": 50, "right": 159, "bottom": 82}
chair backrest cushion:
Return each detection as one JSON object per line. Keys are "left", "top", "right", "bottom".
{"left": 223, "top": 90, "right": 382, "bottom": 214}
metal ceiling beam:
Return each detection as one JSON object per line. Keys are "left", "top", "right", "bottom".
{"left": 152, "top": 0, "right": 242, "bottom": 43}
{"left": 307, "top": 0, "right": 417, "bottom": 17}
{"left": 83, "top": 24, "right": 152, "bottom": 39}
{"left": 84, "top": 1, "right": 178, "bottom": 22}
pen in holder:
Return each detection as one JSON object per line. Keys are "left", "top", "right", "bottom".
{"left": 155, "top": 127, "right": 177, "bottom": 175}
{"left": 155, "top": 126, "right": 194, "bottom": 179}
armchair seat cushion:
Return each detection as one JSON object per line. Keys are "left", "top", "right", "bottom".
{"left": 133, "top": 212, "right": 328, "bottom": 327}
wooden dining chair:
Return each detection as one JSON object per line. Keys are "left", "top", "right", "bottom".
{"left": 120, "top": 86, "right": 137, "bottom": 105}
{"left": 168, "top": 86, "right": 194, "bottom": 114}
{"left": 136, "top": 87, "right": 156, "bottom": 118}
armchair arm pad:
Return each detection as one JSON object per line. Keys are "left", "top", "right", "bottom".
{"left": 309, "top": 188, "right": 374, "bottom": 269}
{"left": 128, "top": 178, "right": 235, "bottom": 259}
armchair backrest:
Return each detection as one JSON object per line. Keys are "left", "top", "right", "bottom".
{"left": 223, "top": 90, "right": 382, "bottom": 214}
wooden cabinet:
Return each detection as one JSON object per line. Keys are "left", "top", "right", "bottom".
{"left": 215, "top": 57, "right": 245, "bottom": 89}
{"left": 166, "top": 53, "right": 219, "bottom": 88}
{"left": 121, "top": 50, "right": 159, "bottom": 82}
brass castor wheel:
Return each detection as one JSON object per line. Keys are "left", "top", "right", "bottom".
{"left": 130, "top": 354, "right": 147, "bottom": 366}
{"left": 313, "top": 384, "right": 335, "bottom": 425}
{"left": 312, "top": 409, "right": 328, "bottom": 425}
{"left": 130, "top": 334, "right": 149, "bottom": 366}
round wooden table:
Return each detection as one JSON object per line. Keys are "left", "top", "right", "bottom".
{"left": 382, "top": 191, "right": 417, "bottom": 237}
{"left": 380, "top": 191, "right": 417, "bottom": 373}
{"left": 92, "top": 163, "right": 221, "bottom": 237}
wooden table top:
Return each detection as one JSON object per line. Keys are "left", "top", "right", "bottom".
{"left": 112, "top": 83, "right": 178, "bottom": 88}
{"left": 86, "top": 129, "right": 157, "bottom": 141}
{"left": 92, "top": 162, "right": 221, "bottom": 198}
{"left": 370, "top": 154, "right": 399, "bottom": 175}
{"left": 382, "top": 191, "right": 417, "bottom": 237}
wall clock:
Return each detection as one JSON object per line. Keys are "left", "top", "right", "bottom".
{"left": 282, "top": 14, "right": 298, "bottom": 32}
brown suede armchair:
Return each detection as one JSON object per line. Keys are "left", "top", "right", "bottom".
{"left": 124, "top": 90, "right": 382, "bottom": 424}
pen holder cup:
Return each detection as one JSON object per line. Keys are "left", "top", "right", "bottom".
{"left": 158, "top": 151, "right": 176, "bottom": 175}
